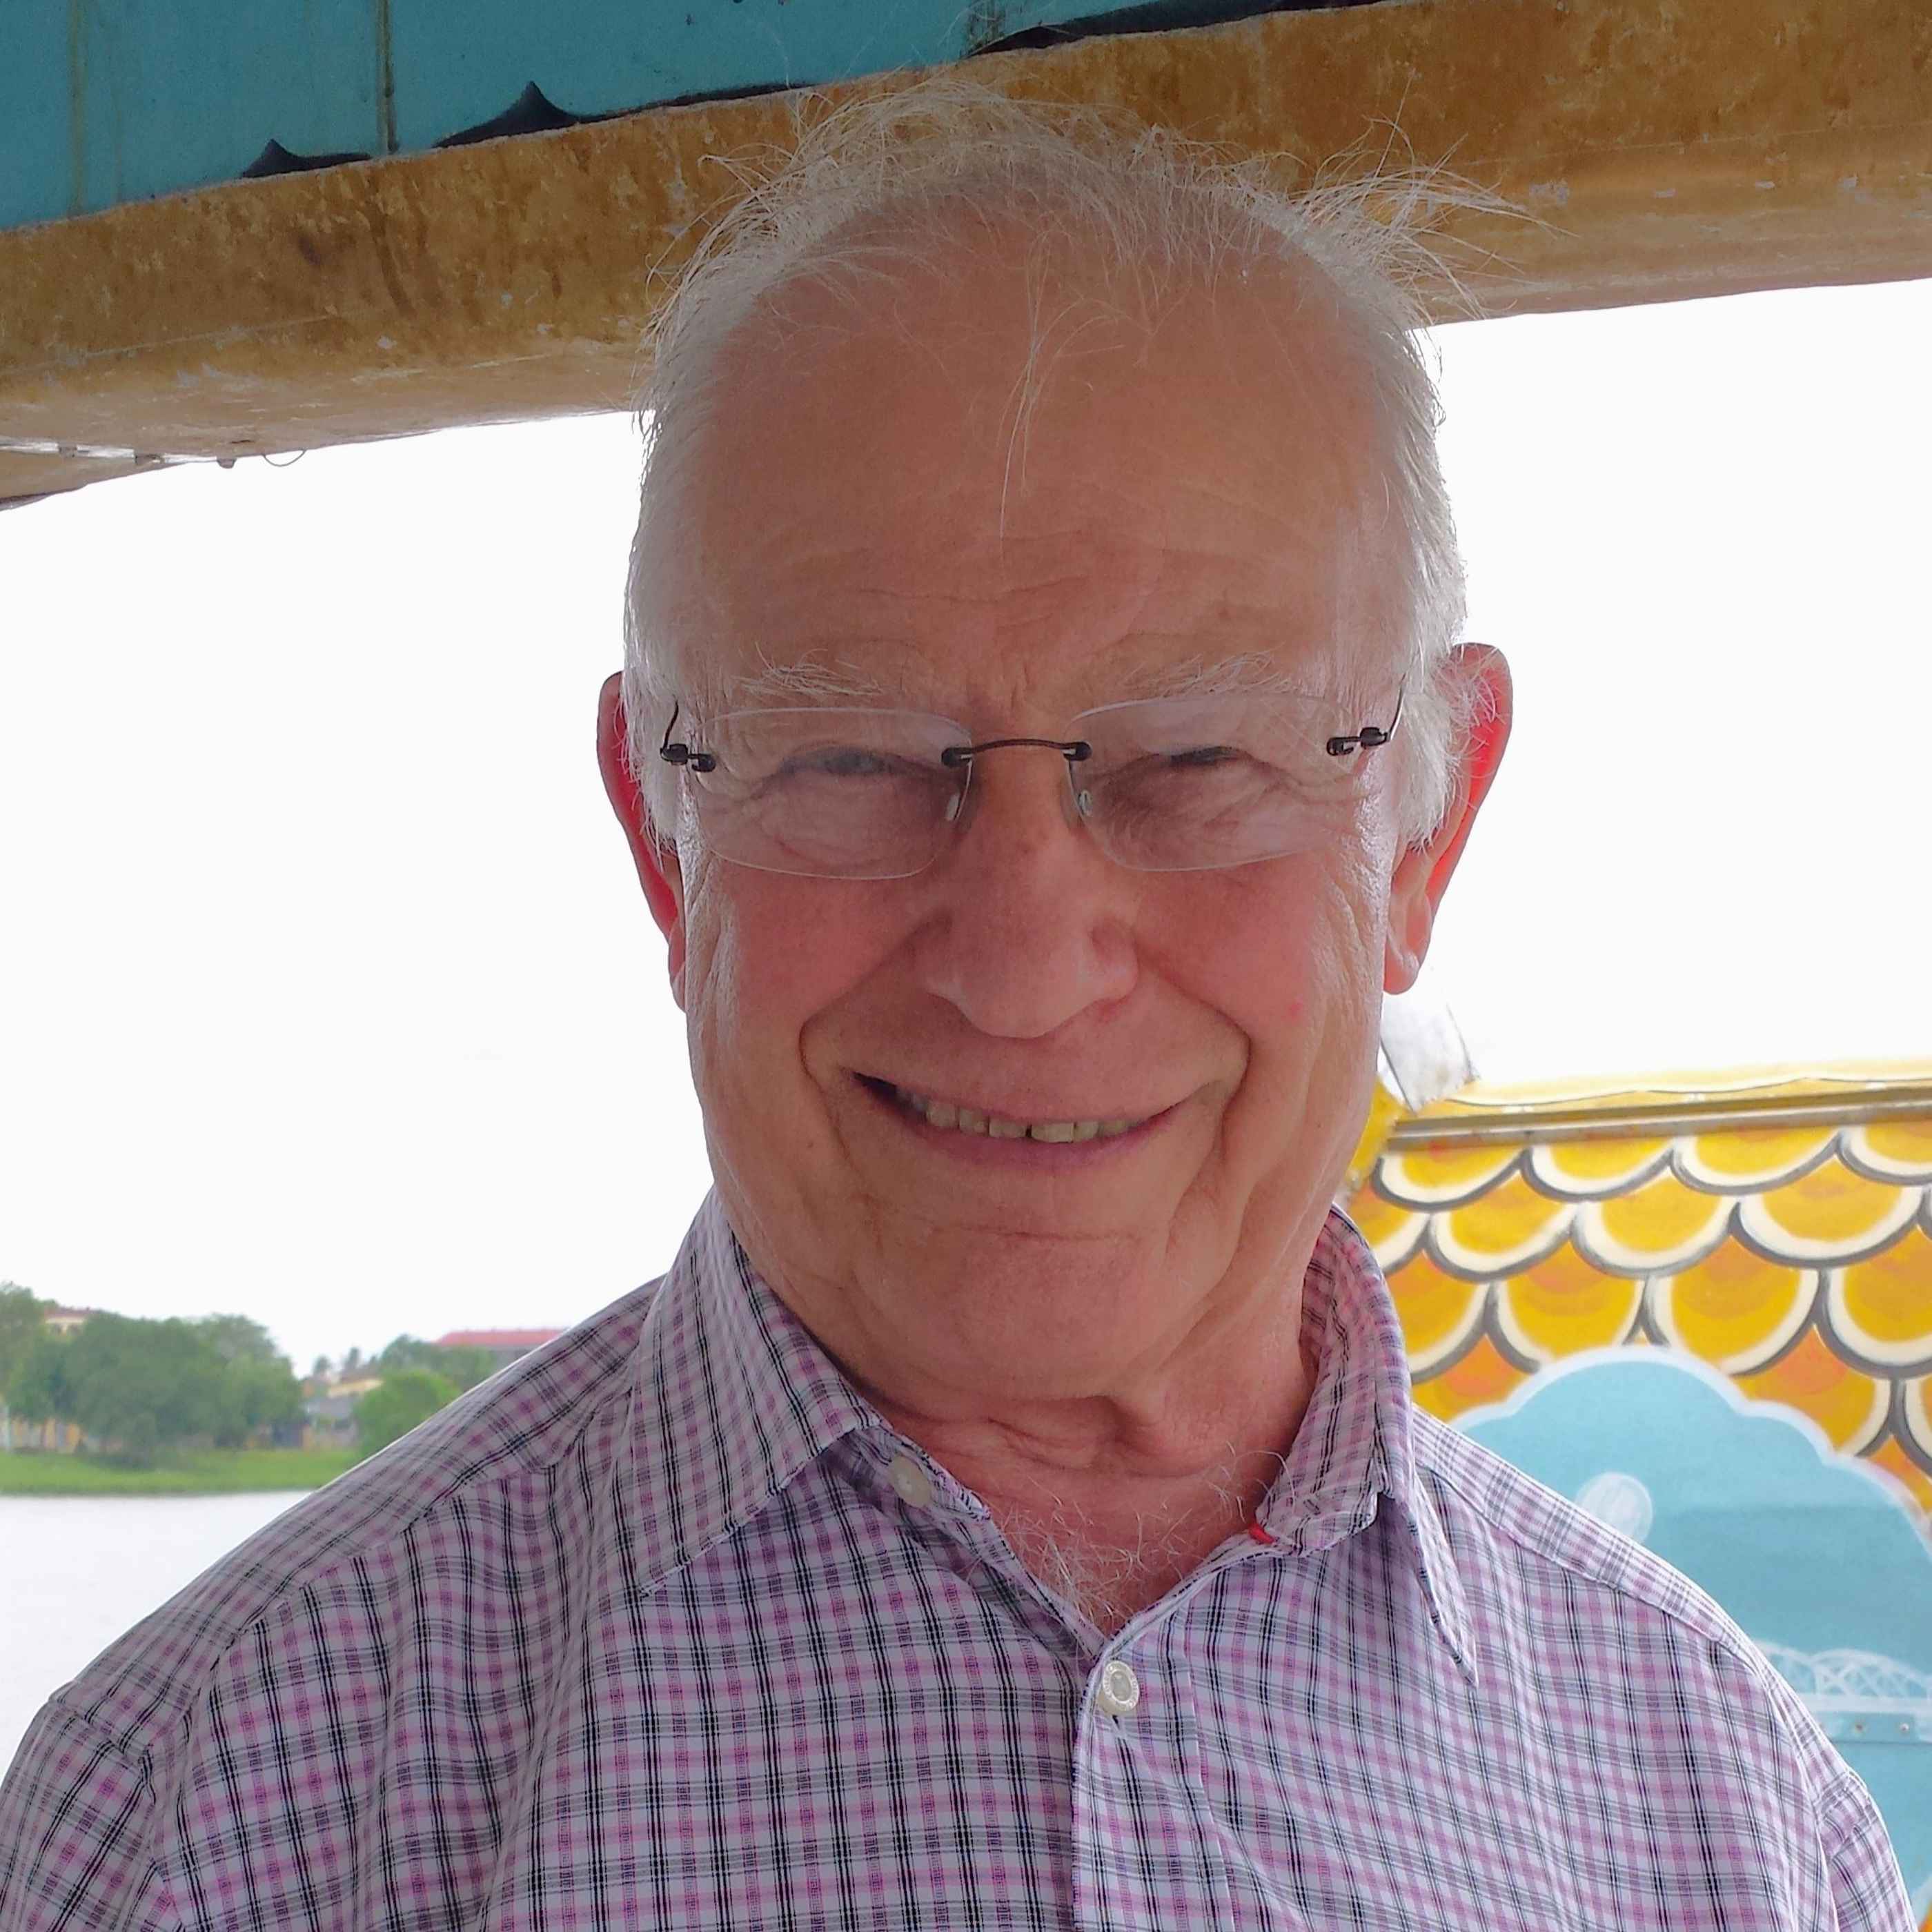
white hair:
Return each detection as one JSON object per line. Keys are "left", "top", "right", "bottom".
{"left": 622, "top": 78, "right": 1497, "bottom": 849}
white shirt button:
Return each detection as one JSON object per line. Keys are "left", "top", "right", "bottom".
{"left": 887, "top": 1455, "right": 934, "bottom": 1509}
{"left": 1095, "top": 1659, "right": 1141, "bottom": 1717}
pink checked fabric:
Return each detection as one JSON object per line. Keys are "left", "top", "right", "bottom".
{"left": 1, "top": 1190, "right": 1911, "bottom": 1930}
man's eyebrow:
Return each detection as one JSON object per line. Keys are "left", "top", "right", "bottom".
{"left": 713, "top": 651, "right": 907, "bottom": 709}
{"left": 1108, "top": 651, "right": 1321, "bottom": 702}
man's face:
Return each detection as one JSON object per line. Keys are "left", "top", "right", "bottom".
{"left": 619, "top": 242, "right": 1489, "bottom": 1419}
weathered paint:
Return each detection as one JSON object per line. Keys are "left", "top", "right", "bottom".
{"left": 1, "top": 0, "right": 1246, "bottom": 235}
{"left": 3, "top": 0, "right": 391, "bottom": 233}
{"left": 4, "top": 0, "right": 1931, "bottom": 509}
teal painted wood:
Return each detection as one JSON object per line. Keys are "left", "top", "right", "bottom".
{"left": 1, "top": 0, "right": 1248, "bottom": 237}
{"left": 3, "top": 5, "right": 73, "bottom": 233}
{"left": 3, "top": 0, "right": 386, "bottom": 234}
{"left": 385, "top": 1, "right": 1064, "bottom": 153}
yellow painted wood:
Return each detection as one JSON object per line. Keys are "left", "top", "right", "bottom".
{"left": 1495, "top": 1248, "right": 1644, "bottom": 1361}
{"left": 1744, "top": 1161, "right": 1921, "bottom": 1258}
{"left": 1581, "top": 1173, "right": 1732, "bottom": 1272}
{"left": 1736, "top": 1327, "right": 1888, "bottom": 1452}
{"left": 1383, "top": 1250, "right": 1487, "bottom": 1368}
{"left": 1437, "top": 1172, "right": 1573, "bottom": 1276}
{"left": 6, "top": 0, "right": 1931, "bottom": 508}
{"left": 1833, "top": 1228, "right": 1932, "bottom": 1361}
{"left": 1648, "top": 1240, "right": 1814, "bottom": 1372}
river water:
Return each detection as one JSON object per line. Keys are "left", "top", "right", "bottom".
{"left": 1, "top": 1491, "right": 307, "bottom": 1773}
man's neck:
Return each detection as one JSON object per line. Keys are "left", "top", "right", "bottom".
{"left": 989, "top": 1445, "right": 1291, "bottom": 1636}
{"left": 871, "top": 1325, "right": 1319, "bottom": 1637}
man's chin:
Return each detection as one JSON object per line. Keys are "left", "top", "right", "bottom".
{"left": 866, "top": 1249, "right": 1186, "bottom": 1385}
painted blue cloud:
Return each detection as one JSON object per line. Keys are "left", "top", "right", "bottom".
{"left": 1459, "top": 1350, "right": 1932, "bottom": 1914}
{"left": 1460, "top": 1350, "right": 1932, "bottom": 1663}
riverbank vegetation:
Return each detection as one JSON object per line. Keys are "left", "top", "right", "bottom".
{"left": 0, "top": 1446, "right": 355, "bottom": 1495}
{"left": 3, "top": 1284, "right": 522, "bottom": 1474}
{"left": 3, "top": 1295, "right": 304, "bottom": 1463}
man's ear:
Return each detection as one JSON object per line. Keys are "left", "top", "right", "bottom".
{"left": 1383, "top": 644, "right": 1512, "bottom": 996}
{"left": 597, "top": 671, "right": 688, "bottom": 1009}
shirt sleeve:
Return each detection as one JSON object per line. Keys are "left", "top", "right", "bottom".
{"left": 1817, "top": 1770, "right": 1917, "bottom": 1932}
{"left": 0, "top": 1699, "right": 177, "bottom": 1932}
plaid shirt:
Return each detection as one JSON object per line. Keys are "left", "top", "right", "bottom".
{"left": 1, "top": 1191, "right": 1910, "bottom": 1931}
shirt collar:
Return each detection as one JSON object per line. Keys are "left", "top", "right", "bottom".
{"left": 625, "top": 1190, "right": 1475, "bottom": 1682}
{"left": 1258, "top": 1208, "right": 1478, "bottom": 1684}
{"left": 618, "top": 1191, "right": 883, "bottom": 1584}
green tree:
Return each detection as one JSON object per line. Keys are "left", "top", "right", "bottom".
{"left": 0, "top": 1283, "right": 48, "bottom": 1393}
{"left": 61, "top": 1315, "right": 228, "bottom": 1465}
{"left": 3, "top": 1302, "right": 306, "bottom": 1460}
{"left": 209, "top": 1356, "right": 305, "bottom": 1448}
{"left": 354, "top": 1370, "right": 459, "bottom": 1459}
{"left": 184, "top": 1316, "right": 303, "bottom": 1445}
{"left": 376, "top": 1334, "right": 497, "bottom": 1394}
{"left": 6, "top": 1330, "right": 73, "bottom": 1426}
{"left": 192, "top": 1314, "right": 282, "bottom": 1367}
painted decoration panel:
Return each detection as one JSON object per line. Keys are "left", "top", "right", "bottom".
{"left": 1458, "top": 1356, "right": 1932, "bottom": 1922}
{"left": 1352, "top": 1094, "right": 1932, "bottom": 1923}
{"left": 1356, "top": 1121, "right": 1932, "bottom": 1510}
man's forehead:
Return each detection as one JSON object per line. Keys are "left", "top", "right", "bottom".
{"left": 655, "top": 221, "right": 1406, "bottom": 726}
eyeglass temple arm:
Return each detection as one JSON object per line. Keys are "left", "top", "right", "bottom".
{"left": 659, "top": 703, "right": 718, "bottom": 774}
{"left": 1325, "top": 684, "right": 1405, "bottom": 758}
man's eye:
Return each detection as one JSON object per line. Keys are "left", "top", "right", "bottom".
{"left": 789, "top": 747, "right": 900, "bottom": 779}
{"left": 1168, "top": 745, "right": 1243, "bottom": 770}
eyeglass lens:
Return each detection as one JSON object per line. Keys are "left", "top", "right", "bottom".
{"left": 674, "top": 697, "right": 1380, "bottom": 879}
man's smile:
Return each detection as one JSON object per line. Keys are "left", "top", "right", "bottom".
{"left": 854, "top": 1072, "right": 1179, "bottom": 1165}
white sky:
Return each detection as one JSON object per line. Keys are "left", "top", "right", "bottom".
{"left": 3, "top": 279, "right": 1928, "bottom": 1371}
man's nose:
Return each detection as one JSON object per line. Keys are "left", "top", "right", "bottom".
{"left": 909, "top": 753, "right": 1138, "bottom": 1038}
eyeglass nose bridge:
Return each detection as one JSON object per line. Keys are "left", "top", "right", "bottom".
{"left": 938, "top": 733, "right": 1097, "bottom": 832}
{"left": 938, "top": 735, "right": 1094, "bottom": 771}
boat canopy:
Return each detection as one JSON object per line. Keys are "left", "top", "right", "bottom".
{"left": 2, "top": 0, "right": 1927, "bottom": 510}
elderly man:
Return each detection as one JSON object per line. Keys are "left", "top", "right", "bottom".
{"left": 1, "top": 86, "right": 1910, "bottom": 1932}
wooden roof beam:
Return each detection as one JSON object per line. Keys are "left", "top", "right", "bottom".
{"left": 3, "top": 0, "right": 1928, "bottom": 508}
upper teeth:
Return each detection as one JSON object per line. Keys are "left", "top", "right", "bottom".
{"left": 889, "top": 1084, "right": 1142, "bottom": 1142}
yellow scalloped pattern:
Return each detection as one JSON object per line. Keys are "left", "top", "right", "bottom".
{"left": 1676, "top": 1125, "right": 1835, "bottom": 1190}
{"left": 1735, "top": 1328, "right": 1890, "bottom": 1454}
{"left": 1848, "top": 1119, "right": 1932, "bottom": 1182}
{"left": 1648, "top": 1243, "right": 1813, "bottom": 1374}
{"left": 1436, "top": 1173, "right": 1573, "bottom": 1276}
{"left": 1580, "top": 1172, "right": 1731, "bottom": 1272}
{"left": 1830, "top": 1228, "right": 1932, "bottom": 1368}
{"left": 1526, "top": 1136, "right": 1670, "bottom": 1198}
{"left": 1377, "top": 1141, "right": 1521, "bottom": 1207}
{"left": 1355, "top": 1114, "right": 1932, "bottom": 1516}
{"left": 1384, "top": 1250, "right": 1486, "bottom": 1372}
{"left": 1495, "top": 1248, "right": 1644, "bottom": 1363}
{"left": 1742, "top": 1161, "right": 1920, "bottom": 1260}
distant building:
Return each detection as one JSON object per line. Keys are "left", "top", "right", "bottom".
{"left": 1, "top": 1414, "right": 82, "bottom": 1453}
{"left": 301, "top": 1373, "right": 387, "bottom": 1452}
{"left": 41, "top": 1306, "right": 97, "bottom": 1337}
{"left": 433, "top": 1329, "right": 563, "bottom": 1374}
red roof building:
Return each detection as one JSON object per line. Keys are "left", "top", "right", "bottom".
{"left": 433, "top": 1329, "right": 563, "bottom": 1353}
